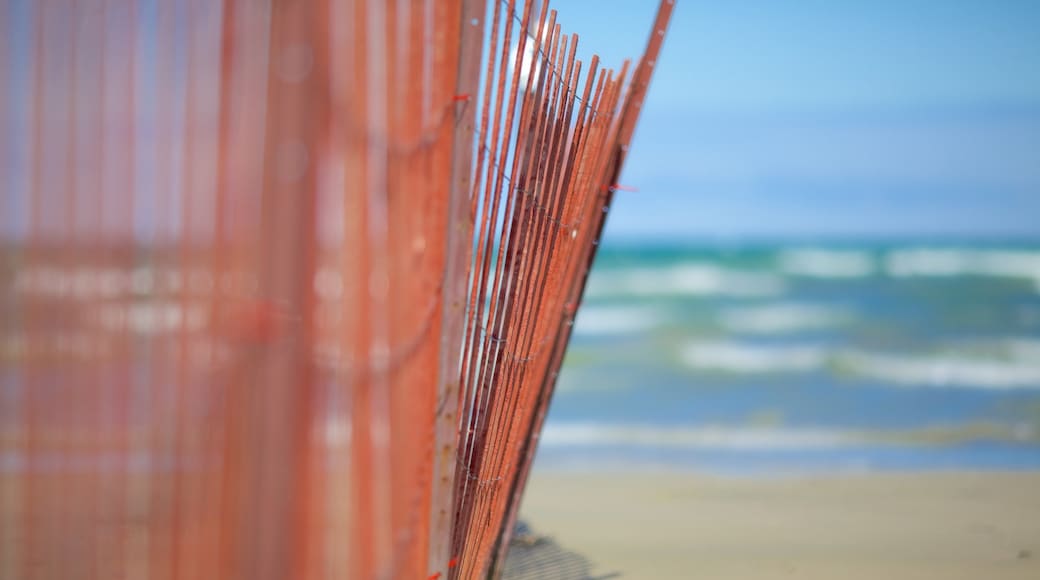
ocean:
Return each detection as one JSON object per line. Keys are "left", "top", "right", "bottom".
{"left": 536, "top": 241, "right": 1040, "bottom": 475}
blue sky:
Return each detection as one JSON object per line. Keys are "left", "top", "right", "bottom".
{"left": 4, "top": 1, "right": 1039, "bottom": 241}
{"left": 554, "top": 0, "right": 1040, "bottom": 240}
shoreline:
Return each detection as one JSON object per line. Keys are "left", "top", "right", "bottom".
{"left": 519, "top": 468, "right": 1040, "bottom": 579}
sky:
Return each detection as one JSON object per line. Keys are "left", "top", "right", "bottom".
{"left": 553, "top": 0, "right": 1040, "bottom": 240}
{"left": 4, "top": 1, "right": 1039, "bottom": 242}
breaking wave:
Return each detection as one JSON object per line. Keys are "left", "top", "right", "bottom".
{"left": 718, "top": 303, "right": 853, "bottom": 334}
{"left": 573, "top": 305, "right": 661, "bottom": 337}
{"left": 585, "top": 263, "right": 786, "bottom": 298}
{"left": 884, "top": 248, "right": 1040, "bottom": 290}
{"left": 541, "top": 423, "right": 858, "bottom": 450}
{"left": 680, "top": 341, "right": 829, "bottom": 373}
{"left": 835, "top": 350, "right": 1040, "bottom": 390}
{"left": 777, "top": 248, "right": 876, "bottom": 278}
{"left": 678, "top": 339, "right": 1040, "bottom": 390}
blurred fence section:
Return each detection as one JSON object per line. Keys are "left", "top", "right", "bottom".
{"left": 0, "top": 1, "right": 671, "bottom": 578}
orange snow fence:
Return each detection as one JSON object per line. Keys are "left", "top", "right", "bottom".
{"left": 0, "top": 0, "right": 672, "bottom": 578}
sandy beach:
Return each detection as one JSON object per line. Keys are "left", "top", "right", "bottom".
{"left": 520, "top": 470, "right": 1040, "bottom": 580}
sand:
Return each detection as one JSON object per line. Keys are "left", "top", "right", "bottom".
{"left": 519, "top": 470, "right": 1040, "bottom": 580}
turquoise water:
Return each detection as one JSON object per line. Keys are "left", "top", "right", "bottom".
{"left": 537, "top": 241, "right": 1040, "bottom": 474}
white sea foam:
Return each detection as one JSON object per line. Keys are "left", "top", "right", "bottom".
{"left": 835, "top": 350, "right": 1040, "bottom": 390}
{"left": 678, "top": 338, "right": 1040, "bottom": 389}
{"left": 680, "top": 341, "right": 828, "bottom": 373}
{"left": 1005, "top": 338, "right": 1040, "bottom": 361}
{"left": 884, "top": 248, "right": 1040, "bottom": 290}
{"left": 719, "top": 303, "right": 852, "bottom": 334}
{"left": 541, "top": 423, "right": 858, "bottom": 450}
{"left": 586, "top": 263, "right": 786, "bottom": 298}
{"left": 573, "top": 306, "right": 660, "bottom": 337}
{"left": 777, "top": 248, "right": 875, "bottom": 278}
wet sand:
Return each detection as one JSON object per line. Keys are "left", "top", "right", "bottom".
{"left": 520, "top": 470, "right": 1040, "bottom": 580}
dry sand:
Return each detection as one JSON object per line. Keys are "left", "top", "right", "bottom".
{"left": 519, "top": 470, "right": 1040, "bottom": 580}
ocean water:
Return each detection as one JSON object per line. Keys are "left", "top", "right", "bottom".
{"left": 536, "top": 241, "right": 1040, "bottom": 474}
